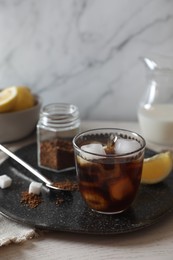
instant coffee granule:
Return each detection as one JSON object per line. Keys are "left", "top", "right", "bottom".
{"left": 21, "top": 191, "right": 43, "bottom": 208}
{"left": 56, "top": 197, "right": 64, "bottom": 206}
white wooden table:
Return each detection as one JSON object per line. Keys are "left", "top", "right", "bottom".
{"left": 1, "top": 121, "right": 173, "bottom": 260}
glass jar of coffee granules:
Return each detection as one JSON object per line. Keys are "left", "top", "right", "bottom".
{"left": 37, "top": 103, "right": 80, "bottom": 172}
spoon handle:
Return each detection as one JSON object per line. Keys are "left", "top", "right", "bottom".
{"left": 0, "top": 144, "right": 52, "bottom": 186}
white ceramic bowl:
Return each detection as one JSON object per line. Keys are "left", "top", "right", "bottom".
{"left": 0, "top": 97, "right": 41, "bottom": 143}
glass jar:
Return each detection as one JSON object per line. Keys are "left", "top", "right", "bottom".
{"left": 37, "top": 103, "right": 80, "bottom": 172}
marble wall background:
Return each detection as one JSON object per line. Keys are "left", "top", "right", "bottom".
{"left": 0, "top": 0, "right": 173, "bottom": 121}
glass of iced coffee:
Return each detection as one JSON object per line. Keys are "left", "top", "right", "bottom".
{"left": 73, "top": 128, "right": 146, "bottom": 214}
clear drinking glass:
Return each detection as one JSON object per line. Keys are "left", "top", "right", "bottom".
{"left": 73, "top": 128, "right": 146, "bottom": 214}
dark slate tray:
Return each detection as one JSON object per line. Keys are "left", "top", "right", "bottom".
{"left": 0, "top": 143, "right": 173, "bottom": 234}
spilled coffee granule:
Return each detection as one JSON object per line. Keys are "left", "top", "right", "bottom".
{"left": 20, "top": 179, "right": 78, "bottom": 209}
{"left": 53, "top": 180, "right": 79, "bottom": 191}
{"left": 21, "top": 191, "right": 43, "bottom": 208}
{"left": 56, "top": 197, "right": 64, "bottom": 206}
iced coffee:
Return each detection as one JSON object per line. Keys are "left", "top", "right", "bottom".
{"left": 73, "top": 128, "right": 146, "bottom": 214}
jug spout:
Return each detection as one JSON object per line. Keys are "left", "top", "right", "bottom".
{"left": 141, "top": 54, "right": 173, "bottom": 72}
{"left": 142, "top": 57, "right": 157, "bottom": 71}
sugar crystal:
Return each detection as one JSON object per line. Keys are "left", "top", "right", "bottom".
{"left": 29, "top": 181, "right": 42, "bottom": 195}
{"left": 0, "top": 174, "right": 12, "bottom": 189}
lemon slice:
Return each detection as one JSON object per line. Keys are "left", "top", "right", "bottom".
{"left": 13, "top": 86, "right": 35, "bottom": 111}
{"left": 0, "top": 86, "right": 18, "bottom": 112}
{"left": 141, "top": 151, "right": 173, "bottom": 184}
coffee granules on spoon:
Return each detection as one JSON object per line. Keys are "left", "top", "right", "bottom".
{"left": 53, "top": 180, "right": 79, "bottom": 191}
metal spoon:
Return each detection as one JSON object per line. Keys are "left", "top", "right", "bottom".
{"left": 0, "top": 144, "right": 77, "bottom": 191}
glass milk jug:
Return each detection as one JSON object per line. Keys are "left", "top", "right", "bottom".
{"left": 138, "top": 55, "right": 173, "bottom": 145}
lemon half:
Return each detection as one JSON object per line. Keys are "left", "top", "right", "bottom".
{"left": 141, "top": 151, "right": 173, "bottom": 184}
{"left": 0, "top": 86, "right": 35, "bottom": 113}
{"left": 13, "top": 86, "right": 35, "bottom": 111}
{"left": 0, "top": 86, "right": 18, "bottom": 112}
